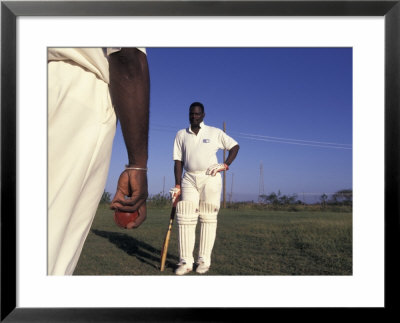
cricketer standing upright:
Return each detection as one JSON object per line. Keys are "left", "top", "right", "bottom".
{"left": 170, "top": 102, "right": 240, "bottom": 275}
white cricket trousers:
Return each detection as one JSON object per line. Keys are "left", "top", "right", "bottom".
{"left": 178, "top": 171, "right": 222, "bottom": 266}
{"left": 48, "top": 60, "right": 116, "bottom": 275}
{"left": 181, "top": 171, "right": 222, "bottom": 207}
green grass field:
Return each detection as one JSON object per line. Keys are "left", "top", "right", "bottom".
{"left": 74, "top": 204, "right": 352, "bottom": 276}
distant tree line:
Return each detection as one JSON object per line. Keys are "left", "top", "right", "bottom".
{"left": 100, "top": 190, "right": 112, "bottom": 204}
{"left": 259, "top": 189, "right": 353, "bottom": 207}
{"left": 147, "top": 192, "right": 171, "bottom": 207}
{"left": 322, "top": 189, "right": 352, "bottom": 206}
{"left": 99, "top": 190, "right": 172, "bottom": 208}
{"left": 258, "top": 190, "right": 299, "bottom": 206}
{"left": 100, "top": 188, "right": 353, "bottom": 211}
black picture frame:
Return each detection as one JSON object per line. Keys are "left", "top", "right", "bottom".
{"left": 1, "top": 0, "right": 399, "bottom": 321}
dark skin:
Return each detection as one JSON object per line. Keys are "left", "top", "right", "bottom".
{"left": 174, "top": 105, "right": 240, "bottom": 186}
{"left": 189, "top": 105, "right": 204, "bottom": 135}
{"left": 108, "top": 48, "right": 150, "bottom": 228}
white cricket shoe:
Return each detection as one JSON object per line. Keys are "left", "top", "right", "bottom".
{"left": 175, "top": 262, "right": 193, "bottom": 276}
{"left": 196, "top": 259, "right": 210, "bottom": 274}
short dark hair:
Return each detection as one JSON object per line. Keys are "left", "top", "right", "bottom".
{"left": 189, "top": 102, "right": 204, "bottom": 113}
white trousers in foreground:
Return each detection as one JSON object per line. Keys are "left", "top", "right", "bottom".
{"left": 177, "top": 171, "right": 221, "bottom": 266}
{"left": 48, "top": 60, "right": 116, "bottom": 275}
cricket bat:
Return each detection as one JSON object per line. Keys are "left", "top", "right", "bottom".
{"left": 160, "top": 198, "right": 179, "bottom": 271}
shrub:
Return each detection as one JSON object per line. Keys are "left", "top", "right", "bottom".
{"left": 147, "top": 192, "right": 171, "bottom": 208}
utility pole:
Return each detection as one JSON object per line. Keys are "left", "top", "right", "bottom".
{"left": 230, "top": 172, "right": 234, "bottom": 204}
{"left": 259, "top": 161, "right": 264, "bottom": 203}
{"left": 223, "top": 121, "right": 227, "bottom": 208}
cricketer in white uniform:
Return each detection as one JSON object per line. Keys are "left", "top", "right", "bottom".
{"left": 171, "top": 102, "right": 240, "bottom": 275}
{"left": 48, "top": 48, "right": 149, "bottom": 275}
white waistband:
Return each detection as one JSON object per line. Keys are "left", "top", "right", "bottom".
{"left": 184, "top": 170, "right": 207, "bottom": 175}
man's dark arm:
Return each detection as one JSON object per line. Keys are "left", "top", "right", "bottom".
{"left": 174, "top": 160, "right": 184, "bottom": 186}
{"left": 108, "top": 48, "right": 150, "bottom": 227}
{"left": 225, "top": 144, "right": 240, "bottom": 166}
{"left": 109, "top": 48, "right": 149, "bottom": 168}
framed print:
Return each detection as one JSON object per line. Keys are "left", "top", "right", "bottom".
{"left": 1, "top": 0, "right": 399, "bottom": 321}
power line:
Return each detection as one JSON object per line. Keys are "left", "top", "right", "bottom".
{"left": 236, "top": 134, "right": 352, "bottom": 150}
{"left": 150, "top": 123, "right": 352, "bottom": 150}
{"left": 234, "top": 131, "right": 352, "bottom": 147}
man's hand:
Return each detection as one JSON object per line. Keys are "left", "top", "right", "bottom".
{"left": 169, "top": 184, "right": 181, "bottom": 204}
{"left": 206, "top": 163, "right": 229, "bottom": 176}
{"left": 110, "top": 169, "right": 148, "bottom": 228}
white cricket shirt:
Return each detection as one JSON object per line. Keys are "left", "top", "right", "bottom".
{"left": 173, "top": 122, "right": 238, "bottom": 172}
{"left": 48, "top": 48, "right": 146, "bottom": 84}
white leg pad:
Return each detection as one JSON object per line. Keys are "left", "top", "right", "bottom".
{"left": 198, "top": 202, "right": 219, "bottom": 266}
{"left": 176, "top": 201, "right": 198, "bottom": 265}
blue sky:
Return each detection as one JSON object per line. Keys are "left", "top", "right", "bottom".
{"left": 105, "top": 47, "right": 352, "bottom": 202}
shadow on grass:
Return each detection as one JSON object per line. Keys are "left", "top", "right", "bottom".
{"left": 91, "top": 229, "right": 179, "bottom": 270}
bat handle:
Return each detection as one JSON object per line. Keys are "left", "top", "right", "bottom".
{"left": 172, "top": 197, "right": 179, "bottom": 208}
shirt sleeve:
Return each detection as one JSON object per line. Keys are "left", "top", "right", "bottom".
{"left": 173, "top": 132, "right": 183, "bottom": 161}
{"left": 219, "top": 130, "right": 238, "bottom": 150}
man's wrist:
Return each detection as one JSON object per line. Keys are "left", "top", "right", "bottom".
{"left": 127, "top": 156, "right": 148, "bottom": 169}
{"left": 125, "top": 164, "right": 148, "bottom": 171}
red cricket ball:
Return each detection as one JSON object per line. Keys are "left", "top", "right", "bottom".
{"left": 114, "top": 210, "right": 139, "bottom": 229}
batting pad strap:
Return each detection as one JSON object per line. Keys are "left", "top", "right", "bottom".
{"left": 177, "top": 214, "right": 198, "bottom": 225}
